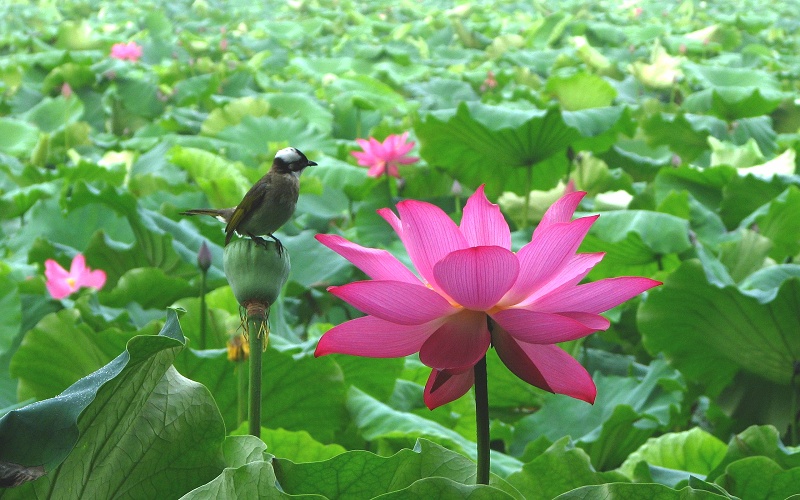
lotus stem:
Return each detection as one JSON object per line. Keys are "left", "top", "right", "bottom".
{"left": 474, "top": 355, "right": 490, "bottom": 485}
{"left": 246, "top": 301, "right": 268, "bottom": 438}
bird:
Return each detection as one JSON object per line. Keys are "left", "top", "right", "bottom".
{"left": 181, "top": 147, "right": 316, "bottom": 253}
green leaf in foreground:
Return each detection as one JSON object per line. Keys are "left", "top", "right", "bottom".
{"left": 347, "top": 387, "right": 523, "bottom": 478}
{"left": 618, "top": 428, "right": 728, "bottom": 480}
{"left": 0, "top": 310, "right": 225, "bottom": 496}
{"left": 510, "top": 360, "right": 684, "bottom": 470}
{"left": 506, "top": 436, "right": 628, "bottom": 500}
{"left": 639, "top": 260, "right": 800, "bottom": 395}
{"left": 274, "top": 439, "right": 522, "bottom": 499}
{"left": 415, "top": 102, "right": 632, "bottom": 197}
{"left": 553, "top": 482, "right": 729, "bottom": 499}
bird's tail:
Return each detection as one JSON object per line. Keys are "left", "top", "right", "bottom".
{"left": 181, "top": 208, "right": 230, "bottom": 224}
{"left": 181, "top": 208, "right": 221, "bottom": 217}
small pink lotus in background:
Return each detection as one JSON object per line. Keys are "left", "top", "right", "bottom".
{"left": 351, "top": 132, "right": 419, "bottom": 178}
{"left": 61, "top": 82, "right": 73, "bottom": 99}
{"left": 480, "top": 71, "right": 497, "bottom": 92}
{"left": 315, "top": 187, "right": 660, "bottom": 409}
{"left": 110, "top": 41, "right": 143, "bottom": 62}
{"left": 45, "top": 254, "right": 107, "bottom": 300}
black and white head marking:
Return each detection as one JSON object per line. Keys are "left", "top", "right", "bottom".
{"left": 275, "top": 147, "right": 303, "bottom": 164}
{"left": 273, "top": 147, "right": 315, "bottom": 173}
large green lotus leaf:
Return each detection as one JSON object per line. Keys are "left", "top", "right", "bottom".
{"left": 486, "top": 347, "right": 546, "bottom": 411}
{"left": 173, "top": 348, "right": 239, "bottom": 432}
{"left": 0, "top": 293, "right": 59, "bottom": 409}
{"left": 347, "top": 387, "right": 523, "bottom": 478}
{"left": 260, "top": 345, "right": 348, "bottom": 443}
{"left": 169, "top": 146, "right": 251, "bottom": 209}
{"left": 741, "top": 186, "right": 800, "bottom": 261}
{"left": 731, "top": 116, "right": 778, "bottom": 158}
{"left": 709, "top": 137, "right": 763, "bottom": 169}
{"left": 67, "top": 183, "right": 214, "bottom": 282}
{"left": 406, "top": 78, "right": 479, "bottom": 111}
{"left": 100, "top": 267, "right": 196, "bottom": 310}
{"left": 415, "top": 102, "right": 631, "bottom": 197}
{"left": 375, "top": 477, "right": 517, "bottom": 499}
{"left": 177, "top": 339, "right": 348, "bottom": 443}
{"left": 639, "top": 260, "right": 800, "bottom": 396}
{"left": 294, "top": 183, "right": 350, "bottom": 220}
{"left": 173, "top": 74, "right": 221, "bottom": 107}
{"left": 545, "top": 72, "right": 617, "bottom": 111}
{"left": 718, "top": 230, "right": 773, "bottom": 283}
{"left": 654, "top": 165, "right": 736, "bottom": 212}
{"left": 10, "top": 308, "right": 155, "bottom": 401}
{"left": 274, "top": 439, "right": 522, "bottom": 499}
{"left": 683, "top": 63, "right": 780, "bottom": 91}
{"left": 230, "top": 423, "right": 346, "bottom": 463}
{"left": 21, "top": 96, "right": 84, "bottom": 133}
{"left": 324, "top": 74, "right": 409, "bottom": 114}
{"left": 510, "top": 360, "right": 684, "bottom": 470}
{"left": 282, "top": 230, "right": 355, "bottom": 291}
{"left": 265, "top": 93, "right": 334, "bottom": 134}
{"left": 683, "top": 88, "right": 785, "bottom": 120}
{"left": 0, "top": 310, "right": 226, "bottom": 495}
{"left": 578, "top": 210, "right": 690, "bottom": 279}
{"left": 116, "top": 77, "right": 166, "bottom": 119}
{"left": 0, "top": 182, "right": 58, "bottom": 219}
{"left": 708, "top": 425, "right": 800, "bottom": 479}
{"left": 618, "top": 428, "right": 727, "bottom": 480}
{"left": 0, "top": 118, "right": 40, "bottom": 158}
{"left": 643, "top": 113, "right": 727, "bottom": 162}
{"left": 200, "top": 97, "right": 271, "bottom": 136}
{"left": 598, "top": 139, "right": 672, "bottom": 182}
{"left": 179, "top": 460, "right": 308, "bottom": 499}
{"left": 714, "top": 457, "right": 800, "bottom": 500}
{"left": 587, "top": 210, "right": 691, "bottom": 255}
{"left": 330, "top": 354, "right": 405, "bottom": 402}
{"left": 303, "top": 156, "right": 377, "bottom": 201}
{"left": 0, "top": 267, "right": 21, "bottom": 359}
{"left": 173, "top": 297, "right": 235, "bottom": 350}
{"left": 214, "top": 116, "right": 336, "bottom": 161}
{"left": 719, "top": 173, "right": 789, "bottom": 228}
{"left": 680, "top": 64, "right": 786, "bottom": 119}
{"left": 554, "top": 483, "right": 728, "bottom": 499}
{"left": 506, "top": 436, "right": 627, "bottom": 500}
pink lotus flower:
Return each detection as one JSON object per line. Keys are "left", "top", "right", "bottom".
{"left": 351, "top": 132, "right": 419, "bottom": 178}
{"left": 61, "top": 82, "right": 73, "bottom": 99}
{"left": 110, "top": 41, "right": 143, "bottom": 62}
{"left": 315, "top": 187, "right": 660, "bottom": 409}
{"left": 45, "top": 254, "right": 107, "bottom": 300}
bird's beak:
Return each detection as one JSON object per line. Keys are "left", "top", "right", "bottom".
{"left": 307, "top": 160, "right": 318, "bottom": 167}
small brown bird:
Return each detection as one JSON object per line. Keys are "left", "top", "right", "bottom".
{"left": 181, "top": 147, "right": 316, "bottom": 251}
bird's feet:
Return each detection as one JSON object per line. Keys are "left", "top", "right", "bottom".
{"left": 247, "top": 233, "right": 285, "bottom": 257}
{"left": 269, "top": 234, "right": 285, "bottom": 257}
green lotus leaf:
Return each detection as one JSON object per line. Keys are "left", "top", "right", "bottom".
{"left": 619, "top": 428, "right": 727, "bottom": 480}
{"left": 639, "top": 260, "right": 800, "bottom": 396}
{"left": 546, "top": 72, "right": 617, "bottom": 111}
{"left": 416, "top": 102, "right": 632, "bottom": 197}
{"left": 0, "top": 310, "right": 226, "bottom": 496}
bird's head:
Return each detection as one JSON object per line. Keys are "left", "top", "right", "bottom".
{"left": 273, "top": 147, "right": 317, "bottom": 174}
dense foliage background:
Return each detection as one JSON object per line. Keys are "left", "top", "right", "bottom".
{"left": 1, "top": 0, "right": 799, "bottom": 498}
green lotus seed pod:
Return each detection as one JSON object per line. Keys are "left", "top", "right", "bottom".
{"left": 223, "top": 239, "right": 290, "bottom": 307}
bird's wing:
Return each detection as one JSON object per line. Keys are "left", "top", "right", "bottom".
{"left": 225, "top": 181, "right": 266, "bottom": 243}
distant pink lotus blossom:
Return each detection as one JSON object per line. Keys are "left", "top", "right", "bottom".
{"left": 110, "top": 41, "right": 143, "bottom": 61}
{"left": 351, "top": 132, "right": 419, "bottom": 178}
{"left": 61, "top": 82, "right": 73, "bottom": 99}
{"left": 315, "top": 187, "right": 660, "bottom": 409}
{"left": 480, "top": 71, "right": 498, "bottom": 92}
{"left": 45, "top": 254, "right": 107, "bottom": 299}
